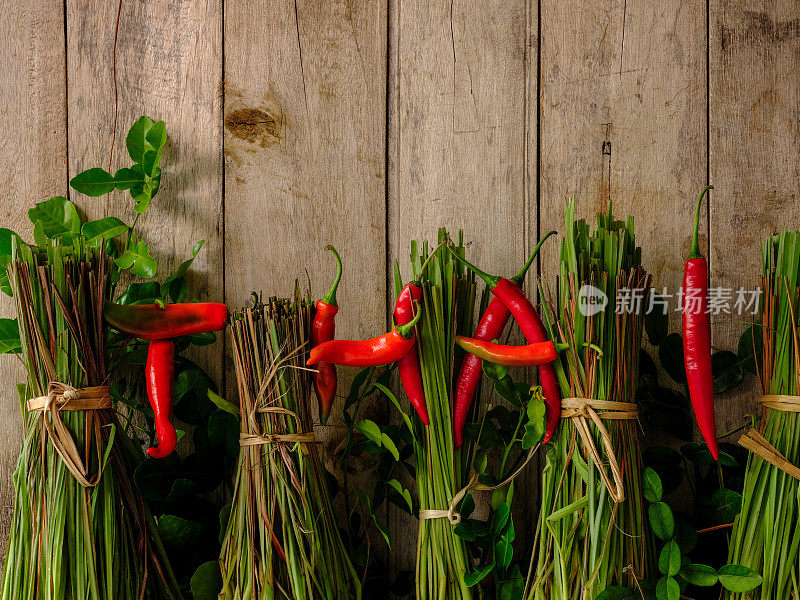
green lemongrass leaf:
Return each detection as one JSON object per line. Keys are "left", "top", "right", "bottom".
{"left": 678, "top": 563, "right": 717, "bottom": 587}
{"left": 656, "top": 576, "right": 680, "bottom": 600}
{"left": 355, "top": 419, "right": 382, "bottom": 446}
{"left": 547, "top": 495, "right": 589, "bottom": 522}
{"left": 81, "top": 217, "right": 129, "bottom": 241}
{"left": 101, "top": 424, "right": 116, "bottom": 468}
{"left": 649, "top": 502, "right": 675, "bottom": 540}
{"left": 28, "top": 196, "right": 80, "bottom": 238}
{"left": 70, "top": 167, "right": 116, "bottom": 196}
{"left": 658, "top": 540, "right": 681, "bottom": 576}
{"left": 717, "top": 565, "right": 763, "bottom": 592}
{"left": 386, "top": 479, "right": 413, "bottom": 513}
{"left": 207, "top": 389, "right": 240, "bottom": 417}
{"left": 642, "top": 467, "right": 663, "bottom": 503}
{"left": 0, "top": 319, "right": 21, "bottom": 354}
{"left": 191, "top": 561, "right": 223, "bottom": 600}
{"left": 463, "top": 563, "right": 494, "bottom": 587}
{"left": 164, "top": 239, "right": 205, "bottom": 283}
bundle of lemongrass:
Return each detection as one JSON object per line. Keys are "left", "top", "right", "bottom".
{"left": 392, "top": 230, "right": 477, "bottom": 600}
{"left": 525, "top": 200, "right": 654, "bottom": 599}
{"left": 1, "top": 239, "right": 181, "bottom": 599}
{"left": 219, "top": 291, "right": 360, "bottom": 599}
{"left": 728, "top": 229, "right": 800, "bottom": 599}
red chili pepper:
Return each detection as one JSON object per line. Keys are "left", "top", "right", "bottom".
{"left": 307, "top": 308, "right": 422, "bottom": 368}
{"left": 456, "top": 336, "right": 566, "bottom": 367}
{"left": 104, "top": 302, "right": 228, "bottom": 339}
{"left": 452, "top": 232, "right": 556, "bottom": 448}
{"left": 312, "top": 246, "right": 342, "bottom": 425}
{"left": 394, "top": 283, "right": 429, "bottom": 425}
{"left": 145, "top": 339, "right": 177, "bottom": 458}
{"left": 451, "top": 244, "right": 563, "bottom": 446}
{"left": 105, "top": 301, "right": 228, "bottom": 458}
{"left": 682, "top": 185, "right": 719, "bottom": 460}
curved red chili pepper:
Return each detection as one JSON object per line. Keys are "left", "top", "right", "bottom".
{"left": 312, "top": 246, "right": 342, "bottom": 425}
{"left": 451, "top": 245, "right": 563, "bottom": 446}
{"left": 394, "top": 283, "right": 429, "bottom": 425}
{"left": 452, "top": 232, "right": 556, "bottom": 448}
{"left": 682, "top": 185, "right": 718, "bottom": 460}
{"left": 145, "top": 339, "right": 177, "bottom": 458}
{"left": 307, "top": 308, "right": 422, "bottom": 368}
{"left": 104, "top": 302, "right": 228, "bottom": 339}
{"left": 456, "top": 336, "right": 565, "bottom": 367}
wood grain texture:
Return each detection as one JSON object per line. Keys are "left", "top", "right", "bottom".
{"left": 538, "top": 0, "right": 707, "bottom": 331}
{"left": 0, "top": 0, "right": 67, "bottom": 560}
{"left": 709, "top": 1, "right": 800, "bottom": 432}
{"left": 388, "top": 0, "right": 531, "bottom": 577}
{"left": 65, "top": 0, "right": 224, "bottom": 391}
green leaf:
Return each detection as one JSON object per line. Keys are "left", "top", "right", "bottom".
{"left": 165, "top": 240, "right": 205, "bottom": 283}
{"left": 495, "top": 537, "right": 513, "bottom": 569}
{"left": 355, "top": 419, "right": 382, "bottom": 445}
{"left": 594, "top": 587, "right": 637, "bottom": 600}
{"left": 658, "top": 333, "right": 686, "bottom": 383}
{"left": 372, "top": 516, "right": 391, "bottom": 548}
{"left": 656, "top": 576, "right": 680, "bottom": 600}
{"left": 0, "top": 229, "right": 21, "bottom": 255}
{"left": 649, "top": 502, "right": 675, "bottom": 541}
{"left": 463, "top": 563, "right": 494, "bottom": 587}
{"left": 28, "top": 196, "right": 80, "bottom": 238}
{"left": 157, "top": 514, "right": 204, "bottom": 554}
{"left": 717, "top": 565, "right": 763, "bottom": 593}
{"left": 113, "top": 167, "right": 144, "bottom": 191}
{"left": 473, "top": 449, "right": 488, "bottom": 474}
{"left": 493, "top": 503, "right": 511, "bottom": 534}
{"left": 482, "top": 355, "right": 509, "bottom": 381}
{"left": 207, "top": 410, "right": 240, "bottom": 458}
{"left": 81, "top": 217, "right": 129, "bottom": 241}
{"left": 658, "top": 540, "right": 681, "bottom": 576}
{"left": 190, "top": 561, "right": 223, "bottom": 600}
{"left": 645, "top": 291, "right": 669, "bottom": 345}
{"left": 32, "top": 221, "right": 47, "bottom": 245}
{"left": 708, "top": 488, "right": 743, "bottom": 525}
{"left": 380, "top": 433, "right": 400, "bottom": 460}
{"left": 679, "top": 563, "right": 718, "bottom": 587}
{"left": 0, "top": 319, "right": 21, "bottom": 354}
{"left": 642, "top": 467, "right": 663, "bottom": 503}
{"left": 126, "top": 116, "right": 155, "bottom": 162}
{"left": 674, "top": 519, "right": 697, "bottom": 554}
{"left": 711, "top": 350, "right": 744, "bottom": 393}
{"left": 207, "top": 389, "right": 240, "bottom": 417}
{"left": 386, "top": 479, "right": 412, "bottom": 513}
{"left": 70, "top": 168, "right": 116, "bottom": 196}
{"left": 115, "top": 240, "right": 157, "bottom": 278}
{"left": 522, "top": 394, "right": 546, "bottom": 449}
{"left": 146, "top": 120, "right": 167, "bottom": 151}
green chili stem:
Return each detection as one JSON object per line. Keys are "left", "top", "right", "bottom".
{"left": 511, "top": 231, "right": 557, "bottom": 285}
{"left": 689, "top": 185, "right": 713, "bottom": 260}
{"left": 320, "top": 245, "right": 343, "bottom": 306}
{"left": 396, "top": 303, "right": 422, "bottom": 338}
{"left": 447, "top": 246, "right": 500, "bottom": 288}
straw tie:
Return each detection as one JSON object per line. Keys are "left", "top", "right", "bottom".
{"left": 418, "top": 445, "right": 539, "bottom": 525}
{"left": 239, "top": 406, "right": 317, "bottom": 450}
{"left": 738, "top": 395, "right": 800, "bottom": 482}
{"left": 27, "top": 382, "right": 112, "bottom": 488}
{"left": 561, "top": 397, "right": 639, "bottom": 504}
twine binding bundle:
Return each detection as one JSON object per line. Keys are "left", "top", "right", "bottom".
{"left": 738, "top": 395, "right": 800, "bottom": 482}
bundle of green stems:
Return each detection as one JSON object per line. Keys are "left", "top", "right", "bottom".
{"left": 728, "top": 229, "right": 800, "bottom": 599}
{"left": 220, "top": 292, "right": 360, "bottom": 599}
{"left": 393, "top": 230, "right": 476, "bottom": 600}
{"left": 1, "top": 239, "right": 181, "bottom": 599}
{"left": 525, "top": 201, "right": 654, "bottom": 599}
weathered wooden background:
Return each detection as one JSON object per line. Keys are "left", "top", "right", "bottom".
{"left": 1, "top": 0, "right": 798, "bottom": 581}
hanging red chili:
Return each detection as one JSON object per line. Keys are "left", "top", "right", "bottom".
{"left": 451, "top": 245, "right": 563, "bottom": 446}
{"left": 312, "top": 246, "right": 342, "bottom": 425}
{"left": 452, "top": 232, "right": 556, "bottom": 448}
{"left": 682, "top": 185, "right": 719, "bottom": 460}
{"left": 105, "top": 301, "right": 228, "bottom": 458}
{"left": 394, "top": 283, "right": 429, "bottom": 425}
{"left": 456, "top": 336, "right": 566, "bottom": 367}
{"left": 307, "top": 308, "right": 422, "bottom": 368}
{"left": 145, "top": 339, "right": 177, "bottom": 458}
{"left": 104, "top": 302, "right": 228, "bottom": 339}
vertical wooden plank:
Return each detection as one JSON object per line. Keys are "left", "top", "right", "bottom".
{"left": 66, "top": 0, "right": 224, "bottom": 382}
{"left": 0, "top": 1, "right": 67, "bottom": 559}
{"left": 223, "top": 0, "right": 388, "bottom": 556}
{"left": 388, "top": 0, "right": 530, "bottom": 577}
{"left": 538, "top": 0, "right": 707, "bottom": 334}
{"left": 709, "top": 2, "right": 800, "bottom": 432}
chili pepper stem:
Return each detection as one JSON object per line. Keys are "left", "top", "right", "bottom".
{"left": 396, "top": 302, "right": 422, "bottom": 338}
{"left": 554, "top": 342, "right": 569, "bottom": 353}
{"left": 447, "top": 246, "right": 500, "bottom": 288}
{"left": 689, "top": 185, "right": 713, "bottom": 259}
{"left": 320, "top": 245, "right": 343, "bottom": 306}
{"left": 511, "top": 231, "right": 557, "bottom": 284}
